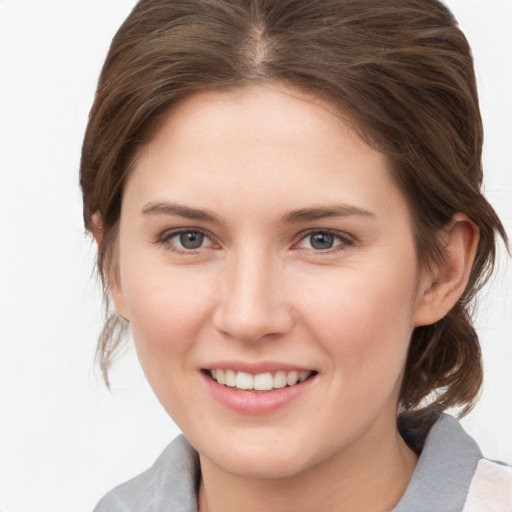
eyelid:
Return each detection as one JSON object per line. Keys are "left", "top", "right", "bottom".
{"left": 158, "top": 227, "right": 218, "bottom": 254}
{"left": 156, "top": 227, "right": 355, "bottom": 254}
{"left": 293, "top": 228, "right": 356, "bottom": 251}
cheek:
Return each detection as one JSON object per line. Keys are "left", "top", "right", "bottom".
{"left": 120, "top": 262, "right": 214, "bottom": 364}
{"left": 121, "top": 269, "right": 216, "bottom": 416}
{"left": 298, "top": 263, "right": 419, "bottom": 388}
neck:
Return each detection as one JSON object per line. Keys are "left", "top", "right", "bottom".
{"left": 198, "top": 421, "right": 418, "bottom": 512}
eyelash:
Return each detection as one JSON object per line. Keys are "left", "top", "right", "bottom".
{"left": 293, "top": 229, "right": 355, "bottom": 254}
{"left": 157, "top": 228, "right": 355, "bottom": 255}
{"left": 158, "top": 228, "right": 215, "bottom": 255}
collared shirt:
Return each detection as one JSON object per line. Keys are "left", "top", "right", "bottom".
{"left": 94, "top": 414, "right": 512, "bottom": 511}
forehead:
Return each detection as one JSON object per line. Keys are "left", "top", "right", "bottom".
{"left": 125, "top": 84, "right": 411, "bottom": 227}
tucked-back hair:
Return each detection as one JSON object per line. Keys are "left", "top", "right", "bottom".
{"left": 80, "top": 0, "right": 507, "bottom": 435}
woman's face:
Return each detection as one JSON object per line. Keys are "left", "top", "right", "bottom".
{"left": 111, "top": 85, "right": 431, "bottom": 478}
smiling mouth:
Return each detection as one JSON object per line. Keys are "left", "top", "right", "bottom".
{"left": 206, "top": 369, "right": 316, "bottom": 392}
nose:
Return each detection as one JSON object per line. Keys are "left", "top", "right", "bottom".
{"left": 212, "top": 248, "right": 294, "bottom": 343}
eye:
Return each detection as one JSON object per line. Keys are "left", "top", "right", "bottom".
{"left": 161, "top": 229, "right": 214, "bottom": 253}
{"left": 176, "top": 231, "right": 206, "bottom": 249}
{"left": 296, "top": 230, "right": 352, "bottom": 252}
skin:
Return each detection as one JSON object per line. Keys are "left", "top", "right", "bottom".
{"left": 105, "top": 84, "right": 478, "bottom": 512}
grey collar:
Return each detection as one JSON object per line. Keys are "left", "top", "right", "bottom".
{"left": 393, "top": 413, "right": 482, "bottom": 512}
{"left": 95, "top": 413, "right": 482, "bottom": 512}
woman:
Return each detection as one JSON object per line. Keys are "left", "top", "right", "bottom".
{"left": 81, "top": 0, "right": 511, "bottom": 510}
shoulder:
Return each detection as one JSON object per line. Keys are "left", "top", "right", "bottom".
{"left": 463, "top": 459, "right": 512, "bottom": 512}
{"left": 395, "top": 412, "right": 512, "bottom": 512}
{"left": 93, "top": 435, "right": 200, "bottom": 512}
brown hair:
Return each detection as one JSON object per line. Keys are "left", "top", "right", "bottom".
{"left": 80, "top": 0, "right": 507, "bottom": 432}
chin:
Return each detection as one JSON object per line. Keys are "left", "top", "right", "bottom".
{"left": 196, "top": 429, "right": 322, "bottom": 479}
{"left": 218, "top": 451, "right": 312, "bottom": 480}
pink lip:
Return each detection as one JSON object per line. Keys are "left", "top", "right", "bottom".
{"left": 200, "top": 369, "right": 317, "bottom": 415}
{"left": 203, "top": 360, "right": 313, "bottom": 374}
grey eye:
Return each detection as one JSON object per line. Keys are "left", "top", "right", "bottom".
{"left": 178, "top": 231, "right": 205, "bottom": 249}
{"left": 309, "top": 232, "right": 335, "bottom": 250}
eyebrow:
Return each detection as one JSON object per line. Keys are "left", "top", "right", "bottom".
{"left": 141, "top": 201, "right": 220, "bottom": 223}
{"left": 280, "top": 205, "right": 375, "bottom": 223}
{"left": 141, "top": 201, "right": 375, "bottom": 224}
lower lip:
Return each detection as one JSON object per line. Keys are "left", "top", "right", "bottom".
{"left": 200, "top": 371, "right": 316, "bottom": 414}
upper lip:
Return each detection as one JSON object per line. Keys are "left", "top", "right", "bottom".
{"left": 202, "top": 361, "right": 315, "bottom": 374}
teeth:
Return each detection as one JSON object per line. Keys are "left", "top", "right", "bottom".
{"left": 298, "top": 370, "right": 310, "bottom": 382}
{"left": 273, "top": 370, "right": 287, "bottom": 389}
{"left": 225, "top": 369, "right": 236, "bottom": 387}
{"left": 286, "top": 371, "right": 299, "bottom": 386}
{"left": 209, "top": 369, "right": 313, "bottom": 391}
{"left": 235, "top": 371, "right": 253, "bottom": 390}
{"left": 253, "top": 372, "right": 273, "bottom": 391}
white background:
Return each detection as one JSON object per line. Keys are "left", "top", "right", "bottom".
{"left": 0, "top": 1, "right": 511, "bottom": 511}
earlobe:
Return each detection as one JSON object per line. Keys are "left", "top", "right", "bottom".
{"left": 90, "top": 212, "right": 130, "bottom": 322}
{"left": 110, "top": 288, "right": 130, "bottom": 323}
{"left": 90, "top": 212, "right": 104, "bottom": 247}
{"left": 108, "top": 269, "right": 130, "bottom": 323}
{"left": 414, "top": 214, "right": 479, "bottom": 327}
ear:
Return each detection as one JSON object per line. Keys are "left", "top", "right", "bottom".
{"left": 414, "top": 214, "right": 479, "bottom": 326}
{"left": 90, "top": 212, "right": 104, "bottom": 246}
{"left": 91, "top": 213, "right": 130, "bottom": 322}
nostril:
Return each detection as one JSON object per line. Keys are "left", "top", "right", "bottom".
{"left": 212, "top": 305, "right": 295, "bottom": 344}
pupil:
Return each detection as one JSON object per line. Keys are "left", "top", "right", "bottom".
{"left": 310, "top": 232, "right": 334, "bottom": 250}
{"left": 180, "top": 232, "right": 204, "bottom": 249}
